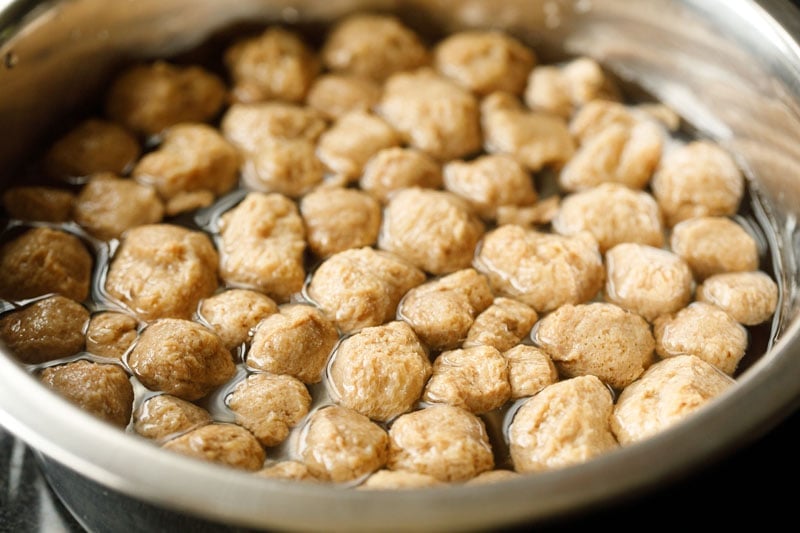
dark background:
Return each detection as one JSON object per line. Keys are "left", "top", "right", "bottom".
{"left": 3, "top": 0, "right": 800, "bottom": 531}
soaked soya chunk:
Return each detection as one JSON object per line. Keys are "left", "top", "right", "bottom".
{"left": 247, "top": 304, "right": 338, "bottom": 385}
{"left": 198, "top": 289, "right": 278, "bottom": 352}
{"left": 524, "top": 57, "right": 620, "bottom": 118}
{"left": 39, "top": 360, "right": 133, "bottom": 429}
{"left": 653, "top": 302, "right": 748, "bottom": 376}
{"left": 227, "top": 373, "right": 311, "bottom": 447}
{"left": 257, "top": 461, "right": 318, "bottom": 482}
{"left": 317, "top": 111, "right": 400, "bottom": 181}
{"left": 612, "top": 355, "right": 734, "bottom": 445}
{"left": 133, "top": 394, "right": 212, "bottom": 442}
{"left": 105, "top": 224, "right": 219, "bottom": 321}
{"left": 508, "top": 375, "right": 618, "bottom": 473}
{"left": 358, "top": 470, "right": 444, "bottom": 490}
{"left": 387, "top": 404, "right": 494, "bottom": 482}
{"left": 443, "top": 154, "right": 537, "bottom": 221}
{"left": 300, "top": 188, "right": 381, "bottom": 259}
{"left": 670, "top": 216, "right": 759, "bottom": 281}
{"left": 296, "top": 405, "right": 389, "bottom": 483}
{"left": 105, "top": 61, "right": 226, "bottom": 137}
{"left": 221, "top": 102, "right": 325, "bottom": 199}
{"left": 480, "top": 91, "right": 574, "bottom": 172}
{"left": 217, "top": 193, "right": 305, "bottom": 303}
{"left": 473, "top": 224, "right": 603, "bottom": 314}
{"left": 434, "top": 30, "right": 536, "bottom": 96}
{"left": 321, "top": 13, "right": 428, "bottom": 82}
{"left": 359, "top": 148, "right": 443, "bottom": 204}
{"left": 605, "top": 243, "right": 693, "bottom": 322}
{"left": 533, "top": 302, "right": 655, "bottom": 390}
{"left": 503, "top": 345, "right": 558, "bottom": 399}
{"left": 0, "top": 226, "right": 92, "bottom": 302}
{"left": 560, "top": 101, "right": 663, "bottom": 192}
{"left": 463, "top": 297, "right": 539, "bottom": 352}
{"left": 163, "top": 423, "right": 265, "bottom": 471}
{"left": 1, "top": 186, "right": 75, "bottom": 223}
{"left": 74, "top": 173, "right": 164, "bottom": 240}
{"left": 132, "top": 123, "right": 239, "bottom": 215}
{"left": 379, "top": 188, "right": 484, "bottom": 275}
{"left": 221, "top": 102, "right": 326, "bottom": 154}
{"left": 465, "top": 469, "right": 522, "bottom": 485}
{"left": 328, "top": 321, "right": 431, "bottom": 422}
{"left": 398, "top": 268, "right": 493, "bottom": 351}
{"left": 551, "top": 183, "right": 664, "bottom": 253}
{"left": 127, "top": 319, "right": 234, "bottom": 401}
{"left": 43, "top": 118, "right": 141, "bottom": 180}
{"left": 651, "top": 140, "right": 744, "bottom": 226}
{"left": 224, "top": 27, "right": 318, "bottom": 104}
{"left": 307, "top": 247, "right": 425, "bottom": 333}
{"left": 0, "top": 296, "right": 89, "bottom": 364}
{"left": 379, "top": 68, "right": 482, "bottom": 161}
{"left": 422, "top": 345, "right": 511, "bottom": 414}
{"left": 85, "top": 311, "right": 138, "bottom": 360}
{"left": 305, "top": 74, "right": 382, "bottom": 120}
{"left": 696, "top": 271, "right": 778, "bottom": 326}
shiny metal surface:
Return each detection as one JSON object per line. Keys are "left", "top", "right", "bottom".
{"left": 1, "top": 1, "right": 800, "bottom": 531}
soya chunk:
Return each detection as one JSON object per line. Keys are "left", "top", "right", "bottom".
{"left": 321, "top": 14, "right": 428, "bottom": 82}
{"left": 128, "top": 319, "right": 234, "bottom": 401}
{"left": 0, "top": 227, "right": 92, "bottom": 302}
{"left": 163, "top": 423, "right": 265, "bottom": 471}
{"left": 474, "top": 224, "right": 603, "bottom": 313}
{"left": 0, "top": 295, "right": 89, "bottom": 364}
{"left": 379, "top": 188, "right": 484, "bottom": 275}
{"left": 247, "top": 304, "right": 338, "bottom": 384}
{"left": 40, "top": 360, "right": 133, "bottom": 428}
{"left": 532, "top": 302, "right": 654, "bottom": 389}
{"left": 225, "top": 27, "right": 318, "bottom": 104}
{"left": 463, "top": 297, "right": 539, "bottom": 352}
{"left": 44, "top": 118, "right": 140, "bottom": 180}
{"left": 74, "top": 173, "right": 164, "bottom": 240}
{"left": 307, "top": 247, "right": 425, "bottom": 333}
{"left": 1, "top": 186, "right": 75, "bottom": 223}
{"left": 296, "top": 405, "right": 389, "bottom": 483}
{"left": 328, "top": 321, "right": 431, "bottom": 422}
{"left": 670, "top": 216, "right": 759, "bottom": 281}
{"left": 360, "top": 147, "right": 442, "bottom": 203}
{"left": 217, "top": 193, "right": 305, "bottom": 303}
{"left": 434, "top": 31, "right": 535, "bottom": 96}
{"left": 85, "top": 311, "right": 138, "bottom": 360}
{"left": 227, "top": 373, "right": 311, "bottom": 447}
{"left": 198, "top": 289, "right": 278, "bottom": 351}
{"left": 134, "top": 394, "right": 212, "bottom": 441}
{"left": 105, "top": 61, "right": 226, "bottom": 136}
{"left": 398, "top": 269, "right": 493, "bottom": 351}
{"left": 388, "top": 405, "right": 494, "bottom": 482}
{"left": 696, "top": 271, "right": 778, "bottom": 325}
{"left": 508, "top": 376, "right": 618, "bottom": 473}
{"left": 300, "top": 188, "right": 381, "bottom": 259}
{"left": 653, "top": 302, "right": 748, "bottom": 375}
{"left": 105, "top": 224, "right": 218, "bottom": 321}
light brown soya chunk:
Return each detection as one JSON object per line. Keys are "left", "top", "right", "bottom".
{"left": 360, "top": 147, "right": 442, "bottom": 204}
{"left": 317, "top": 111, "right": 400, "bottom": 180}
{"left": 463, "top": 297, "right": 538, "bottom": 352}
{"left": 163, "top": 423, "right": 265, "bottom": 471}
{"left": 300, "top": 187, "right": 381, "bottom": 259}
{"left": 524, "top": 57, "right": 619, "bottom": 118}
{"left": 85, "top": 311, "right": 138, "bottom": 360}
{"left": 358, "top": 470, "right": 444, "bottom": 490}
{"left": 133, "top": 394, "right": 212, "bottom": 442}
{"left": 198, "top": 289, "right": 279, "bottom": 351}
{"left": 1, "top": 186, "right": 75, "bottom": 223}
{"left": 670, "top": 216, "right": 759, "bottom": 281}
{"left": 696, "top": 271, "right": 778, "bottom": 326}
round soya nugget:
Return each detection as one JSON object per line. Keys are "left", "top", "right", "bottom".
{"left": 463, "top": 297, "right": 539, "bottom": 352}
{"left": 328, "top": 321, "right": 431, "bottom": 422}
{"left": 247, "top": 304, "right": 338, "bottom": 384}
{"left": 0, "top": 295, "right": 89, "bottom": 364}
{"left": 612, "top": 355, "right": 734, "bottom": 445}
{"left": 670, "top": 216, "right": 759, "bottom": 281}
{"left": 163, "top": 423, "right": 265, "bottom": 471}
{"left": 388, "top": 405, "right": 494, "bottom": 482}
{"left": 653, "top": 302, "right": 748, "bottom": 375}
{"left": 358, "top": 470, "right": 444, "bottom": 490}
{"left": 198, "top": 289, "right": 278, "bottom": 351}
{"left": 296, "top": 405, "right": 389, "bottom": 483}
{"left": 227, "top": 372, "right": 311, "bottom": 447}
{"left": 532, "top": 302, "right": 654, "bottom": 389}
{"left": 40, "top": 360, "right": 133, "bottom": 428}
{"left": 105, "top": 224, "right": 219, "bottom": 321}
{"left": 85, "top": 311, "right": 138, "bottom": 360}
{"left": 696, "top": 271, "right": 778, "bottom": 326}
{"left": 133, "top": 394, "right": 212, "bottom": 441}
{"left": 379, "top": 188, "right": 484, "bottom": 275}
{"left": 474, "top": 224, "right": 603, "bottom": 313}
{"left": 509, "top": 375, "right": 618, "bottom": 473}
{"left": 128, "top": 319, "right": 235, "bottom": 401}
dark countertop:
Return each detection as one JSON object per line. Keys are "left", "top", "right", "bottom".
{"left": 2, "top": 406, "right": 799, "bottom": 532}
